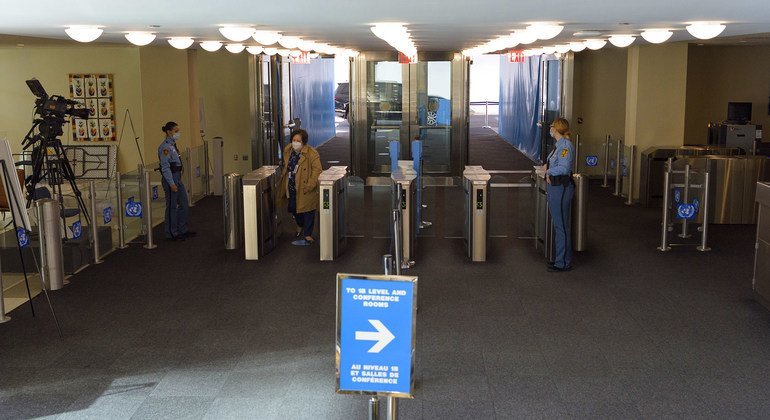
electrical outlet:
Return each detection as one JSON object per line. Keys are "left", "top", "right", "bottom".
{"left": 242, "top": 155, "right": 249, "bottom": 161}
{"left": 233, "top": 154, "right": 239, "bottom": 161}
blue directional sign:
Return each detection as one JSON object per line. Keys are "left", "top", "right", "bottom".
{"left": 585, "top": 155, "right": 599, "bottom": 167}
{"left": 337, "top": 274, "right": 417, "bottom": 397}
{"left": 17, "top": 227, "right": 29, "bottom": 248}
{"left": 103, "top": 206, "right": 113, "bottom": 224}
{"left": 71, "top": 220, "right": 82, "bottom": 239}
{"left": 673, "top": 188, "right": 682, "bottom": 203}
{"left": 152, "top": 185, "right": 159, "bottom": 200}
{"left": 125, "top": 198, "right": 142, "bottom": 218}
{"left": 677, "top": 203, "right": 697, "bottom": 220}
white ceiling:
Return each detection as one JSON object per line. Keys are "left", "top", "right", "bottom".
{"left": 2, "top": 0, "right": 770, "bottom": 51}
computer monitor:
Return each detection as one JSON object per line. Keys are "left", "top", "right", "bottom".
{"left": 727, "top": 102, "right": 752, "bottom": 124}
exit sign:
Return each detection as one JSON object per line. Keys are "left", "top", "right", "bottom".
{"left": 508, "top": 50, "right": 525, "bottom": 63}
{"left": 399, "top": 52, "right": 417, "bottom": 64}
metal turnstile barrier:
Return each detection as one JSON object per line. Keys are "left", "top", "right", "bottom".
{"left": 319, "top": 166, "right": 348, "bottom": 261}
{"left": 657, "top": 158, "right": 711, "bottom": 252}
{"left": 391, "top": 168, "right": 417, "bottom": 268}
{"left": 243, "top": 165, "right": 281, "bottom": 260}
{"left": 36, "top": 198, "right": 65, "bottom": 290}
{"left": 463, "top": 166, "right": 490, "bottom": 262}
{"left": 224, "top": 173, "right": 243, "bottom": 250}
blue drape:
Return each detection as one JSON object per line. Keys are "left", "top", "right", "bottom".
{"left": 498, "top": 55, "right": 543, "bottom": 161}
{"left": 290, "top": 58, "right": 336, "bottom": 148}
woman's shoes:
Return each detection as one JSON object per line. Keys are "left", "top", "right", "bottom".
{"left": 290, "top": 237, "right": 315, "bottom": 246}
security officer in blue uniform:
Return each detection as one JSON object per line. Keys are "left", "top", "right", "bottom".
{"left": 158, "top": 121, "right": 194, "bottom": 241}
{"left": 546, "top": 118, "right": 575, "bottom": 272}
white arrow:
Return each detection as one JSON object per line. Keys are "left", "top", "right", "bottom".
{"left": 355, "top": 319, "right": 395, "bottom": 353}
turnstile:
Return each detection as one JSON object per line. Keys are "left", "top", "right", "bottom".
{"left": 534, "top": 169, "right": 588, "bottom": 261}
{"left": 754, "top": 182, "right": 770, "bottom": 310}
{"left": 391, "top": 168, "right": 417, "bottom": 266}
{"left": 463, "top": 166, "right": 490, "bottom": 262}
{"left": 223, "top": 173, "right": 243, "bottom": 250}
{"left": 319, "top": 166, "right": 348, "bottom": 261}
{"left": 243, "top": 165, "right": 281, "bottom": 260}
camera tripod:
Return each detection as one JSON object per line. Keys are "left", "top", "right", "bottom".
{"left": 20, "top": 117, "right": 91, "bottom": 228}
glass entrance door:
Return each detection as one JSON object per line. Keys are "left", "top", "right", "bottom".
{"left": 354, "top": 52, "right": 467, "bottom": 178}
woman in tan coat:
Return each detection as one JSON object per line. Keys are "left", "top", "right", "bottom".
{"left": 278, "top": 129, "right": 322, "bottom": 246}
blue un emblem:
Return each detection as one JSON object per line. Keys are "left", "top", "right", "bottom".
{"left": 71, "top": 221, "right": 82, "bottom": 239}
{"left": 125, "top": 199, "right": 143, "bottom": 218}
{"left": 676, "top": 203, "right": 697, "bottom": 220}
{"left": 103, "top": 207, "right": 113, "bottom": 224}
{"left": 17, "top": 227, "right": 29, "bottom": 248}
{"left": 585, "top": 156, "right": 598, "bottom": 167}
{"left": 673, "top": 188, "right": 682, "bottom": 203}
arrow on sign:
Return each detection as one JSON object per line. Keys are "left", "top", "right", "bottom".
{"left": 355, "top": 319, "right": 395, "bottom": 353}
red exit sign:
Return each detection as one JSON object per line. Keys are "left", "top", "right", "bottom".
{"left": 508, "top": 50, "right": 525, "bottom": 63}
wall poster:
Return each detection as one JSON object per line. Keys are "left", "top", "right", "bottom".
{"left": 69, "top": 74, "right": 116, "bottom": 142}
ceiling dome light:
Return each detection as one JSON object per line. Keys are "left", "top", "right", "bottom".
{"left": 686, "top": 22, "right": 726, "bottom": 40}
{"left": 278, "top": 36, "right": 301, "bottom": 49}
{"left": 199, "top": 41, "right": 223, "bottom": 52}
{"left": 512, "top": 30, "right": 538, "bottom": 45}
{"left": 125, "top": 31, "right": 156, "bottom": 46}
{"left": 263, "top": 47, "right": 278, "bottom": 56}
{"left": 65, "top": 25, "right": 103, "bottom": 43}
{"left": 527, "top": 23, "right": 563, "bottom": 40}
{"left": 225, "top": 43, "right": 245, "bottom": 53}
{"left": 168, "top": 37, "right": 194, "bottom": 49}
{"left": 555, "top": 44, "right": 571, "bottom": 54}
{"left": 289, "top": 49, "right": 302, "bottom": 57}
{"left": 641, "top": 29, "right": 673, "bottom": 44}
{"left": 569, "top": 42, "right": 586, "bottom": 52}
{"left": 276, "top": 49, "right": 290, "bottom": 57}
{"left": 246, "top": 46, "right": 263, "bottom": 55}
{"left": 608, "top": 35, "right": 636, "bottom": 48}
{"left": 584, "top": 39, "right": 607, "bottom": 50}
{"left": 252, "top": 30, "right": 282, "bottom": 45}
{"left": 309, "top": 52, "right": 320, "bottom": 59}
{"left": 219, "top": 26, "right": 254, "bottom": 42}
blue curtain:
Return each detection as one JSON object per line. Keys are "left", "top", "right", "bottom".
{"left": 498, "top": 55, "right": 543, "bottom": 161}
{"left": 290, "top": 58, "right": 336, "bottom": 148}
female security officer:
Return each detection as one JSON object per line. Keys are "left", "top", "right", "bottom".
{"left": 158, "top": 121, "right": 193, "bottom": 241}
{"left": 546, "top": 118, "right": 575, "bottom": 272}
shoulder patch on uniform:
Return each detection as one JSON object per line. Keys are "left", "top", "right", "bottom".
{"left": 561, "top": 148, "right": 569, "bottom": 158}
{"left": 163, "top": 149, "right": 169, "bottom": 156}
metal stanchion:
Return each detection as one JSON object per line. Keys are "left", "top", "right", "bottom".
{"left": 613, "top": 139, "right": 623, "bottom": 196}
{"left": 37, "top": 199, "right": 66, "bottom": 289}
{"left": 383, "top": 254, "right": 393, "bottom": 276}
{"left": 679, "top": 164, "right": 691, "bottom": 239}
{"left": 116, "top": 172, "right": 128, "bottom": 249}
{"left": 482, "top": 100, "right": 491, "bottom": 129}
{"left": 0, "top": 262, "right": 10, "bottom": 322}
{"left": 626, "top": 145, "right": 636, "bottom": 206}
{"left": 573, "top": 134, "right": 580, "bottom": 173}
{"left": 393, "top": 208, "right": 403, "bottom": 276}
{"left": 143, "top": 170, "right": 157, "bottom": 250}
{"left": 368, "top": 397, "right": 380, "bottom": 420}
{"left": 657, "top": 164, "right": 672, "bottom": 251}
{"left": 204, "top": 140, "right": 211, "bottom": 196}
{"left": 385, "top": 397, "right": 397, "bottom": 420}
{"left": 186, "top": 147, "right": 195, "bottom": 207}
{"left": 602, "top": 135, "right": 611, "bottom": 188}
{"left": 697, "top": 171, "right": 712, "bottom": 252}
{"left": 88, "top": 181, "right": 103, "bottom": 264}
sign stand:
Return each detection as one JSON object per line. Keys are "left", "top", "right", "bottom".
{"left": 336, "top": 255, "right": 417, "bottom": 420}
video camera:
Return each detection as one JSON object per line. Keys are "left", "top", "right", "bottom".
{"left": 26, "top": 78, "right": 90, "bottom": 121}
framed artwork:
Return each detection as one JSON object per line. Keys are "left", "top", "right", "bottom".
{"left": 69, "top": 74, "right": 116, "bottom": 141}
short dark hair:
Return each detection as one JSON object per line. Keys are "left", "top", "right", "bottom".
{"left": 162, "top": 121, "right": 178, "bottom": 133}
{"left": 290, "top": 129, "right": 309, "bottom": 144}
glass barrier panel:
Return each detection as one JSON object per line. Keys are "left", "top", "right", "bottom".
{"left": 145, "top": 161, "right": 165, "bottom": 229}
{"left": 120, "top": 168, "right": 143, "bottom": 243}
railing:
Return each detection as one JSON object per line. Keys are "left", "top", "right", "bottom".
{"left": 574, "top": 134, "right": 636, "bottom": 204}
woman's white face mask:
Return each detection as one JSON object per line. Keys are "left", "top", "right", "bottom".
{"left": 292, "top": 141, "right": 303, "bottom": 152}
{"left": 549, "top": 128, "right": 557, "bottom": 139}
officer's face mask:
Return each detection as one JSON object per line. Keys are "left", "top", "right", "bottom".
{"left": 549, "top": 128, "right": 556, "bottom": 139}
{"left": 172, "top": 132, "right": 180, "bottom": 141}
{"left": 292, "top": 141, "right": 303, "bottom": 152}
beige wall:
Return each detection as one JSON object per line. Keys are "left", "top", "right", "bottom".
{"left": 685, "top": 45, "right": 770, "bottom": 145}
{"left": 0, "top": 45, "right": 144, "bottom": 172}
{"left": 573, "top": 48, "right": 628, "bottom": 143}
{"left": 196, "top": 50, "right": 252, "bottom": 175}
{"left": 139, "top": 46, "right": 193, "bottom": 166}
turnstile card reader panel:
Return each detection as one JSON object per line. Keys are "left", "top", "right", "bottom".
{"left": 243, "top": 165, "right": 281, "bottom": 260}
{"left": 463, "top": 166, "right": 491, "bottom": 262}
{"left": 392, "top": 169, "right": 417, "bottom": 262}
{"left": 319, "top": 166, "right": 348, "bottom": 261}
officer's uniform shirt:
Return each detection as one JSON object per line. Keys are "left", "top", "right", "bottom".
{"left": 546, "top": 137, "right": 574, "bottom": 177}
{"left": 158, "top": 137, "right": 182, "bottom": 186}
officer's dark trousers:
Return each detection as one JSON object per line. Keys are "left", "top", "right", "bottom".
{"left": 547, "top": 182, "right": 574, "bottom": 269}
{"left": 288, "top": 189, "right": 315, "bottom": 238}
{"left": 162, "top": 172, "right": 189, "bottom": 238}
